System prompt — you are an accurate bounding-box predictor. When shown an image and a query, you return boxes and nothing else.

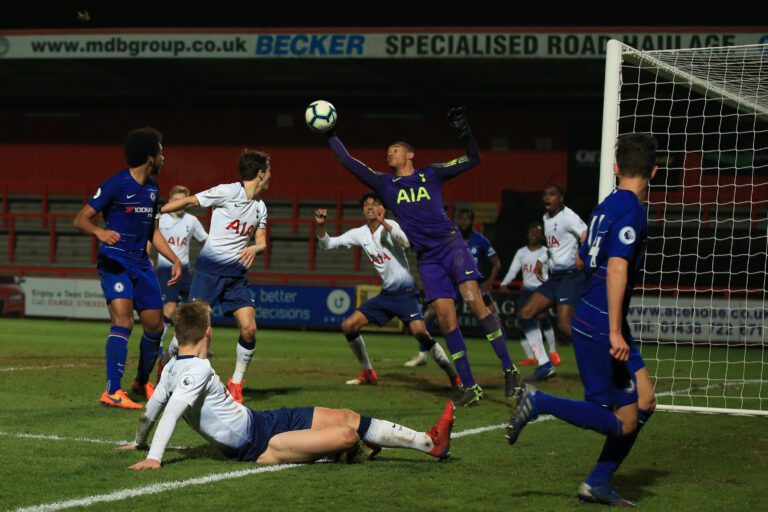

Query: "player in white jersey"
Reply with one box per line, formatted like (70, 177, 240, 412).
(160, 150, 270, 404)
(519, 184, 587, 376)
(315, 192, 460, 389)
(501, 223, 558, 381)
(155, 186, 208, 339)
(121, 301, 455, 468)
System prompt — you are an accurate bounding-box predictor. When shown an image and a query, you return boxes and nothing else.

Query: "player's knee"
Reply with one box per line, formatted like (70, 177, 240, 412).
(240, 324, 256, 340)
(518, 306, 533, 321)
(620, 418, 638, 436)
(339, 425, 359, 448)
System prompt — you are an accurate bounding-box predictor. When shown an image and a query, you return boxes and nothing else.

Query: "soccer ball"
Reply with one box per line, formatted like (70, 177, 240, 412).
(305, 100, 337, 133)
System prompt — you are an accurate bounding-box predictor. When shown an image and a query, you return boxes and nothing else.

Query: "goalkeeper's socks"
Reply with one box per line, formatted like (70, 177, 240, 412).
(105, 326, 130, 393)
(479, 313, 513, 370)
(533, 391, 623, 437)
(444, 329, 476, 389)
(586, 408, 655, 486)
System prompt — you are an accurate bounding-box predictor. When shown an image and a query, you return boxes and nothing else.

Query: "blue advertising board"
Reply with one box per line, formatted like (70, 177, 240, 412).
(211, 285, 355, 328)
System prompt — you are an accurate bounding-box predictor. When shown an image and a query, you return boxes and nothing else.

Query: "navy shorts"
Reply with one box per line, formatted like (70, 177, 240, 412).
(97, 254, 163, 311)
(231, 406, 315, 462)
(189, 270, 254, 316)
(536, 270, 586, 306)
(157, 265, 192, 304)
(572, 330, 644, 409)
(418, 238, 481, 303)
(358, 286, 424, 326)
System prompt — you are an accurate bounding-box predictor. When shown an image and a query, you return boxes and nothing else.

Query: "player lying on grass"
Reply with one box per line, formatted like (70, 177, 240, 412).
(120, 301, 455, 469)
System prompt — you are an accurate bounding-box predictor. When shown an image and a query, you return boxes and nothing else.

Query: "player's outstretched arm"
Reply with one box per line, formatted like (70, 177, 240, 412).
(128, 398, 188, 470)
(433, 107, 481, 181)
(161, 194, 199, 214)
(326, 134, 383, 190)
(73, 204, 121, 245)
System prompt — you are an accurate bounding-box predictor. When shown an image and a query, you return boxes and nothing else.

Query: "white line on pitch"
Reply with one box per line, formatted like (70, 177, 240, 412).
(0, 363, 98, 372)
(0, 431, 190, 450)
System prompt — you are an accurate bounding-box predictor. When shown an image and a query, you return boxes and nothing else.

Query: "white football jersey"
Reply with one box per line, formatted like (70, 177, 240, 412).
(156, 212, 208, 268)
(318, 220, 415, 291)
(145, 356, 251, 462)
(501, 246, 548, 290)
(195, 182, 267, 276)
(540, 206, 587, 272)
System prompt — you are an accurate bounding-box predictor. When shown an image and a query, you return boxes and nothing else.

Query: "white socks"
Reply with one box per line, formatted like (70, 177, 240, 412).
(347, 335, 373, 369)
(362, 418, 432, 452)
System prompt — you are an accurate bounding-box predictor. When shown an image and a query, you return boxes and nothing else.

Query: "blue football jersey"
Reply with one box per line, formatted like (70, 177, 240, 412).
(466, 231, 497, 283)
(88, 169, 159, 265)
(573, 189, 647, 344)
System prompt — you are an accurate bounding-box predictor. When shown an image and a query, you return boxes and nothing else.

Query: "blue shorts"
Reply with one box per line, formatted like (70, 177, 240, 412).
(358, 286, 424, 326)
(97, 254, 163, 311)
(229, 406, 315, 462)
(189, 270, 254, 316)
(157, 265, 192, 304)
(418, 238, 481, 303)
(536, 270, 586, 306)
(573, 330, 644, 409)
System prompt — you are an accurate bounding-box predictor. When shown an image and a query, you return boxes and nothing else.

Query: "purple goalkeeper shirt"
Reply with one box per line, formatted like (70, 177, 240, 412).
(328, 134, 481, 254)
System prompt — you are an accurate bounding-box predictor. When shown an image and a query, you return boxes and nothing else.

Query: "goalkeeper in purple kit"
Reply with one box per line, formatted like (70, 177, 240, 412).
(323, 107, 519, 406)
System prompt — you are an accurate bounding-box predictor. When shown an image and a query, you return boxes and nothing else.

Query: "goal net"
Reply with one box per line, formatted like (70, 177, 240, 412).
(600, 40, 768, 415)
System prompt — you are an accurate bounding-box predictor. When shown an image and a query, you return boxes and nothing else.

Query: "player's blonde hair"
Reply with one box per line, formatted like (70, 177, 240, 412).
(169, 185, 190, 197)
(171, 301, 212, 346)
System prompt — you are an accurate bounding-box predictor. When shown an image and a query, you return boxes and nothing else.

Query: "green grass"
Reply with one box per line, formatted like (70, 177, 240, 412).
(1, 318, 767, 511)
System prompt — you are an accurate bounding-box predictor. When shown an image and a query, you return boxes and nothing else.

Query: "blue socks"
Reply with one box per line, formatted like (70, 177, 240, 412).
(479, 314, 513, 370)
(357, 415, 372, 438)
(444, 329, 476, 388)
(532, 390, 623, 437)
(586, 408, 654, 487)
(105, 325, 130, 393)
(136, 330, 163, 385)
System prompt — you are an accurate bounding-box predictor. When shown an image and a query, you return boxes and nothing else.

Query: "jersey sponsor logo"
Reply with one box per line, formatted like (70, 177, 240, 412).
(369, 252, 391, 264)
(225, 219, 257, 239)
(180, 374, 195, 390)
(396, 186, 431, 204)
(93, 187, 101, 199)
(167, 236, 189, 247)
(113, 282, 125, 293)
(124, 206, 153, 213)
(619, 226, 636, 245)
(547, 235, 560, 247)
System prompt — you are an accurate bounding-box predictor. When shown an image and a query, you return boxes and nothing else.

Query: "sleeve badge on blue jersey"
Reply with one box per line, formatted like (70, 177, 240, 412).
(619, 226, 636, 245)
(180, 375, 196, 389)
(93, 187, 101, 199)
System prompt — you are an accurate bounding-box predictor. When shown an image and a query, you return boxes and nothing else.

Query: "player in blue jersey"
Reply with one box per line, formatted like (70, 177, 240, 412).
(324, 107, 519, 407)
(506, 133, 659, 507)
(73, 127, 183, 409)
(404, 207, 503, 367)
(160, 150, 270, 404)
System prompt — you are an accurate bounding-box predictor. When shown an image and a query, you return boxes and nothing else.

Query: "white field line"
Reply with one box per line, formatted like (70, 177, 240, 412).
(0, 431, 189, 450)
(0, 363, 99, 372)
(8, 381, 762, 512)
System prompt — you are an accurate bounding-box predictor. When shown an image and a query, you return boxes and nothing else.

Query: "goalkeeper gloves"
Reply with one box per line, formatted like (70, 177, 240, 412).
(447, 106, 471, 139)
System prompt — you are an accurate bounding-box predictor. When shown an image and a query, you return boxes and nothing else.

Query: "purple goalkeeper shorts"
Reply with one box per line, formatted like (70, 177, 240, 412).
(418, 238, 481, 303)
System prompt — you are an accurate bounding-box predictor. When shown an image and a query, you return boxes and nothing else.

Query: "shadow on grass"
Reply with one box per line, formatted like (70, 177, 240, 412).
(614, 468, 670, 501)
(242, 386, 303, 401)
(163, 444, 227, 465)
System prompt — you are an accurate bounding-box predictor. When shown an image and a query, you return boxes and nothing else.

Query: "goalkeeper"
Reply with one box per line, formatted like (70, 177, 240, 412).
(322, 107, 519, 407)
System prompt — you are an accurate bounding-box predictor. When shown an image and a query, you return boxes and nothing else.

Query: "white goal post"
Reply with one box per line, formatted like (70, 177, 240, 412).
(599, 40, 768, 415)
